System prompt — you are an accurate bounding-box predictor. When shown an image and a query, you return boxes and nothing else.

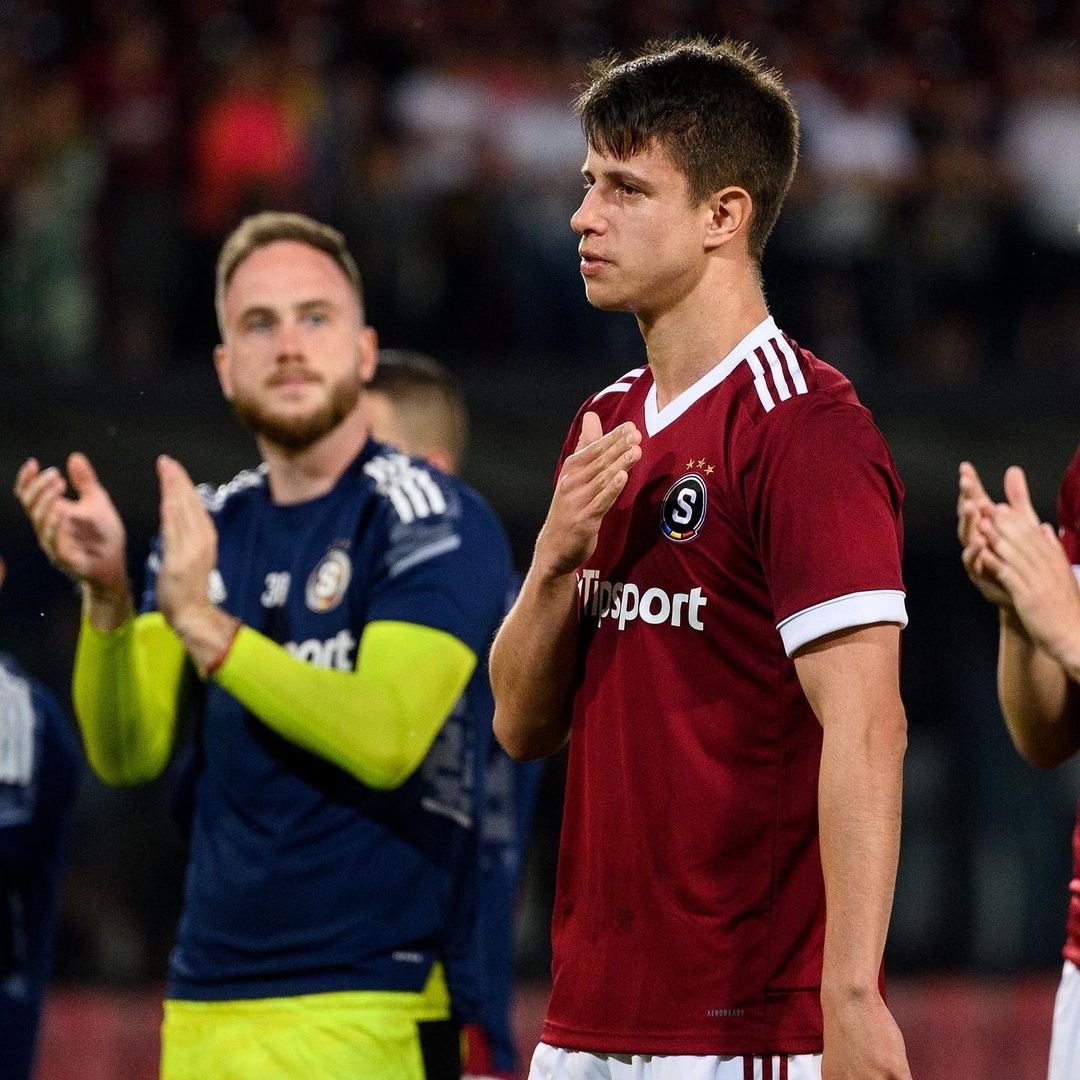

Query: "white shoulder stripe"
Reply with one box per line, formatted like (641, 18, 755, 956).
(744, 349, 776, 413)
(746, 336, 811, 416)
(761, 342, 792, 402)
(772, 335, 808, 394)
(591, 366, 647, 403)
(365, 452, 448, 524)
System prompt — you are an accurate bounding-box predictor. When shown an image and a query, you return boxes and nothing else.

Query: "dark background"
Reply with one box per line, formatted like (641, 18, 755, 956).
(1, 0, 1080, 993)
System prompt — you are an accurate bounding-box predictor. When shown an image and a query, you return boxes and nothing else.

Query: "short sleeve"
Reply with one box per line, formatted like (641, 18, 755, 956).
(366, 477, 515, 659)
(742, 398, 907, 656)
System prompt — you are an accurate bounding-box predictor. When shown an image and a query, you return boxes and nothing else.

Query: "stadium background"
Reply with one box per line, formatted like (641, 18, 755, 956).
(1, 0, 1079, 1075)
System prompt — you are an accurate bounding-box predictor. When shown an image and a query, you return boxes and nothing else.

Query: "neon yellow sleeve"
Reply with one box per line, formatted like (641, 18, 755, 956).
(214, 620, 477, 790)
(72, 611, 187, 786)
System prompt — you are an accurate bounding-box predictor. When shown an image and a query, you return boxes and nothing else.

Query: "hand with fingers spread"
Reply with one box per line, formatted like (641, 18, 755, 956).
(957, 460, 1012, 609)
(14, 453, 130, 608)
(977, 466, 1080, 672)
(534, 411, 642, 578)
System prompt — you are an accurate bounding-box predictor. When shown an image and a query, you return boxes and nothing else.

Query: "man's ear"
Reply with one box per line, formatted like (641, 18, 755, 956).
(213, 344, 234, 400)
(426, 448, 456, 475)
(358, 327, 379, 383)
(703, 186, 753, 252)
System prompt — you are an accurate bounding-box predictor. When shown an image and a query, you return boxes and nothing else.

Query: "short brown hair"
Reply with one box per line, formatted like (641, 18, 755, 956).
(215, 211, 364, 334)
(367, 351, 469, 471)
(575, 37, 799, 262)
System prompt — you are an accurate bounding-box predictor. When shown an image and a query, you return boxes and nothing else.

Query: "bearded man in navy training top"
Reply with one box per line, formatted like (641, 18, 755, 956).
(16, 212, 514, 1080)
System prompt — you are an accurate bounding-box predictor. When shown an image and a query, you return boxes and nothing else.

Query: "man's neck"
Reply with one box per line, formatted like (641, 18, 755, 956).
(259, 411, 369, 506)
(641, 271, 769, 412)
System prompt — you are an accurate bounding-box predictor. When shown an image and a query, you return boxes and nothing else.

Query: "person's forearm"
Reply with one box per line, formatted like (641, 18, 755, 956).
(818, 701, 906, 1006)
(214, 620, 475, 790)
(1039, 600, 1080, 683)
(80, 579, 135, 632)
(73, 612, 186, 785)
(491, 563, 580, 761)
(998, 608, 1080, 768)
(167, 603, 242, 675)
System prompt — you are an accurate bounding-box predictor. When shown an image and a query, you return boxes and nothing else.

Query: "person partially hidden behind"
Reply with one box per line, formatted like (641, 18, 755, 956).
(0, 554, 80, 1080)
(959, 452, 1080, 1080)
(366, 349, 542, 1080)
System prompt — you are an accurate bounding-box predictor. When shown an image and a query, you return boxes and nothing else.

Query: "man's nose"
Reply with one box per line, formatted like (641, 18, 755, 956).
(571, 185, 602, 236)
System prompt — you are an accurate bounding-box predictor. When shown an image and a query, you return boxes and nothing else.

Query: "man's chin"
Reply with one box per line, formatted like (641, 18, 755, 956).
(583, 284, 632, 312)
(256, 422, 329, 451)
(233, 404, 344, 452)
(232, 378, 362, 453)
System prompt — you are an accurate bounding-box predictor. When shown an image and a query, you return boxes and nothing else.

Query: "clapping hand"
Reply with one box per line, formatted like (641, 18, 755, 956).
(15, 453, 129, 603)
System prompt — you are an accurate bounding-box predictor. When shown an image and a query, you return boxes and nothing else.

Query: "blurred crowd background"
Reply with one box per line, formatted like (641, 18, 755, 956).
(2, 0, 1080, 1027)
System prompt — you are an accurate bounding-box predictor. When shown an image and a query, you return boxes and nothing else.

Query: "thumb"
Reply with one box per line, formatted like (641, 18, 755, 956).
(576, 411, 603, 452)
(66, 452, 103, 498)
(1003, 465, 1039, 524)
(958, 461, 989, 502)
(1040, 522, 1060, 544)
(157, 456, 200, 508)
(157, 454, 186, 497)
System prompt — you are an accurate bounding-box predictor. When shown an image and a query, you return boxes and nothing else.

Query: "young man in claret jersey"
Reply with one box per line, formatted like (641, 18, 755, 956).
(491, 37, 913, 1080)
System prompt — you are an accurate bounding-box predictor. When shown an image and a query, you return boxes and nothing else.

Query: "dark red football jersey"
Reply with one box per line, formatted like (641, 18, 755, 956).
(1056, 447, 1080, 970)
(541, 318, 907, 1056)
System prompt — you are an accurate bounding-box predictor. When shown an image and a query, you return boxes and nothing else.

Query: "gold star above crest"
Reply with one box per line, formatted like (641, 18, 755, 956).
(682, 456, 716, 476)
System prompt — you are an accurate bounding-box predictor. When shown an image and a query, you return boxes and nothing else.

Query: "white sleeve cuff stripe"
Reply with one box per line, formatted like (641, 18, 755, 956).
(1073, 565, 1080, 586)
(777, 589, 908, 657)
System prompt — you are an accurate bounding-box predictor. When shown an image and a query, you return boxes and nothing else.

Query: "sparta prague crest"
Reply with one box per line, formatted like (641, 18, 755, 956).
(660, 473, 707, 542)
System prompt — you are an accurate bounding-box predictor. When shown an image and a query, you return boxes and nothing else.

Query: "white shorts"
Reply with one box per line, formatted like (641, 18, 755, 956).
(1049, 959, 1080, 1080)
(529, 1042, 822, 1079)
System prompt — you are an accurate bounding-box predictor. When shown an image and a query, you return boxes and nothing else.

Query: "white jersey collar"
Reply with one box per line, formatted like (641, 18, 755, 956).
(644, 316, 780, 437)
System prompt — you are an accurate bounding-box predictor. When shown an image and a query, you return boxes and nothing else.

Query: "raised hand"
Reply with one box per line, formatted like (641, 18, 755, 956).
(977, 466, 1080, 670)
(534, 411, 642, 577)
(958, 460, 1012, 608)
(14, 453, 129, 601)
(155, 455, 219, 631)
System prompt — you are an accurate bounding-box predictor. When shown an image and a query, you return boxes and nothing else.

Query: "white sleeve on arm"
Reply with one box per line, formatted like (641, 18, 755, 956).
(778, 589, 908, 657)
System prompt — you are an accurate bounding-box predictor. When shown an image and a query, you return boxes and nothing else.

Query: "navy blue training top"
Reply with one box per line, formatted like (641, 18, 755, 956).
(142, 440, 514, 1002)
